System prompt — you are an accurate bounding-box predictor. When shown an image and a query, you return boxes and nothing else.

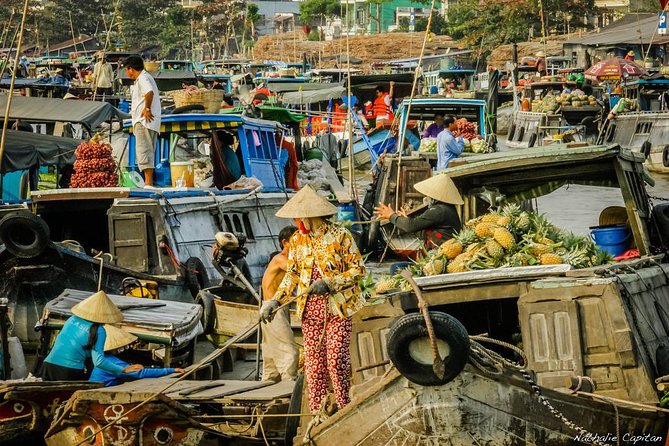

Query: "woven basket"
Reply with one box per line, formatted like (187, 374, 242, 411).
(171, 89, 225, 113)
(144, 61, 160, 72)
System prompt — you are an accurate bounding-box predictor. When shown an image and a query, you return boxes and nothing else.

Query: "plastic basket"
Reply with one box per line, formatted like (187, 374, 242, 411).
(171, 89, 225, 113)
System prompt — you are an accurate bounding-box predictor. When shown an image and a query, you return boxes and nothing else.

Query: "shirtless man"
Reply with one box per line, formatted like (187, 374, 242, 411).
(260, 225, 299, 382)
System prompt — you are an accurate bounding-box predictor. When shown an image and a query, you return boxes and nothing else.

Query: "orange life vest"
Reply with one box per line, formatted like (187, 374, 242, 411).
(372, 94, 392, 119)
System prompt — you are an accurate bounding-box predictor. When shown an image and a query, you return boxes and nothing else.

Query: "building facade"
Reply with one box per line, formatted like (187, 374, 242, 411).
(340, 0, 441, 34)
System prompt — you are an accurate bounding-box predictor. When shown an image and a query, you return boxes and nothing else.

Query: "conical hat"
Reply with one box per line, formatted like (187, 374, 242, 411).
(103, 325, 138, 352)
(414, 174, 464, 205)
(71, 291, 123, 324)
(275, 185, 339, 218)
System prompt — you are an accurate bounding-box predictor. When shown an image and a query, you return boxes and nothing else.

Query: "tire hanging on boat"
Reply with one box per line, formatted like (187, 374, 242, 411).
(527, 133, 537, 148)
(0, 211, 50, 258)
(184, 257, 208, 299)
(641, 141, 651, 160)
(516, 126, 525, 142)
(284, 373, 305, 446)
(387, 311, 470, 386)
(194, 290, 216, 335)
(507, 124, 516, 142)
(663, 146, 669, 167)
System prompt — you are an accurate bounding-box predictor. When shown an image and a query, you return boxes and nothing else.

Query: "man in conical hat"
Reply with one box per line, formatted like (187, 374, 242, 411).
(89, 325, 184, 387)
(260, 185, 366, 413)
(374, 173, 463, 249)
(41, 291, 143, 381)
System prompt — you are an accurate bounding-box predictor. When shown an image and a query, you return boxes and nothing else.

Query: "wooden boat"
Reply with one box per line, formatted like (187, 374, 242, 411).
(0, 380, 100, 444)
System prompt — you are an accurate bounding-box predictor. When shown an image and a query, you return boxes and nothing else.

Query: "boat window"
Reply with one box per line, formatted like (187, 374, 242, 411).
(634, 122, 653, 134)
(221, 212, 255, 241)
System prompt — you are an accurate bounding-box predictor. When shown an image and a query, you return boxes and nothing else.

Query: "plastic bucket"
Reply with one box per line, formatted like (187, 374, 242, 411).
(170, 161, 194, 187)
(591, 225, 631, 257)
(121, 169, 144, 188)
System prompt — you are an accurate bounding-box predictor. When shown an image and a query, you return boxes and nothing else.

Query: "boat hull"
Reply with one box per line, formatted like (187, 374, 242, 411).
(304, 367, 667, 445)
(610, 111, 669, 174)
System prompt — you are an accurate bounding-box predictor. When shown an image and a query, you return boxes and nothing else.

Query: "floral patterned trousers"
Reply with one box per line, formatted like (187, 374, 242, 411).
(302, 269, 353, 413)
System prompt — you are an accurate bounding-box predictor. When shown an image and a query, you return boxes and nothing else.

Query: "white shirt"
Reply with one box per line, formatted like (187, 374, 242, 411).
(93, 61, 114, 88)
(131, 70, 161, 133)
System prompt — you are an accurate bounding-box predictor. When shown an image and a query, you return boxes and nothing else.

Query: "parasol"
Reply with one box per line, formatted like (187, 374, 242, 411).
(584, 57, 647, 81)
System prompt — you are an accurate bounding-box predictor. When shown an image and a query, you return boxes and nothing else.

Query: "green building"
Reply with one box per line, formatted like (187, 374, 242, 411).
(340, 0, 442, 34)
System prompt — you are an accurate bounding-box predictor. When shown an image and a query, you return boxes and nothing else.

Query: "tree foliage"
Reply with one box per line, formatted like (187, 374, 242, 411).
(300, 0, 342, 24)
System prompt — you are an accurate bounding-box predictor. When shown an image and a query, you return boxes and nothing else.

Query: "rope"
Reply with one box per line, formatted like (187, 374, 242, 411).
(0, 0, 30, 171)
(92, 252, 113, 292)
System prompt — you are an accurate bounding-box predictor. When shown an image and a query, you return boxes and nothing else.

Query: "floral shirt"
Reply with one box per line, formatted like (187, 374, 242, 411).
(273, 221, 366, 320)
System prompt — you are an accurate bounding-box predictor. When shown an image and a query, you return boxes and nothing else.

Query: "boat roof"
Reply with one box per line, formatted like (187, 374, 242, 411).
(397, 97, 486, 118)
(2, 130, 78, 173)
(123, 113, 285, 133)
(444, 144, 648, 195)
(0, 96, 129, 130)
(220, 105, 306, 123)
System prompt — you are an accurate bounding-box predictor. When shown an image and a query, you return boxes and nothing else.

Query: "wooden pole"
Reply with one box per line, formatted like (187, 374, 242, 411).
(0, 0, 30, 171)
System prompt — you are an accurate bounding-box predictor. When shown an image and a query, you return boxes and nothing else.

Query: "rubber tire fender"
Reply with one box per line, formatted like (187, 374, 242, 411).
(527, 133, 537, 148)
(507, 124, 516, 142)
(0, 211, 50, 258)
(171, 104, 205, 115)
(641, 141, 652, 160)
(184, 257, 208, 299)
(194, 289, 216, 335)
(663, 145, 669, 168)
(516, 126, 525, 142)
(387, 311, 470, 386)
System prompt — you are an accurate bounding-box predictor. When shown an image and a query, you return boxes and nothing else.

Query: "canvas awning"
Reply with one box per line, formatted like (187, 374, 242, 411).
(281, 85, 346, 105)
(1, 130, 79, 173)
(0, 96, 129, 131)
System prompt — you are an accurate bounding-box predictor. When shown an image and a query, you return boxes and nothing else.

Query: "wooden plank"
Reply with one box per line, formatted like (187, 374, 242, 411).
(414, 265, 570, 288)
(223, 379, 295, 402)
(170, 380, 271, 400)
(418, 282, 524, 306)
(30, 187, 132, 202)
(321, 160, 350, 202)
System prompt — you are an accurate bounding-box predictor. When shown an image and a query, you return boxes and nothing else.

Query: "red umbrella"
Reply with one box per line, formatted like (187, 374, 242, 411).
(584, 57, 647, 81)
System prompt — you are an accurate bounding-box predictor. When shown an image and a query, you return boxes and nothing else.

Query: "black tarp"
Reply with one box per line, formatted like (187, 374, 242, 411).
(2, 130, 78, 173)
(0, 96, 129, 131)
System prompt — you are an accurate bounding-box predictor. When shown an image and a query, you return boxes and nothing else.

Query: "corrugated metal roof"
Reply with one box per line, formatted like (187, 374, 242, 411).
(566, 14, 669, 46)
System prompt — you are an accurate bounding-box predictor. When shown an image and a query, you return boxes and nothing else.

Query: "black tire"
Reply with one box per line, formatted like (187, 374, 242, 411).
(516, 126, 525, 142)
(387, 311, 469, 386)
(284, 373, 305, 446)
(579, 116, 595, 127)
(527, 133, 537, 148)
(172, 104, 205, 115)
(663, 146, 669, 168)
(641, 141, 652, 160)
(18, 172, 30, 200)
(195, 290, 216, 335)
(507, 124, 516, 142)
(0, 212, 50, 258)
(185, 257, 208, 299)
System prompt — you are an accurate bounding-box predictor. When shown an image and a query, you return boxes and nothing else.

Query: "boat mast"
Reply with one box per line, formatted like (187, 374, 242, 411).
(0, 0, 30, 172)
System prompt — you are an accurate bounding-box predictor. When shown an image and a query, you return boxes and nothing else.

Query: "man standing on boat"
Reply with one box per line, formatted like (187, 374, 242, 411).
(435, 116, 464, 170)
(92, 54, 115, 97)
(372, 82, 395, 127)
(260, 186, 366, 413)
(260, 225, 299, 382)
(123, 55, 161, 187)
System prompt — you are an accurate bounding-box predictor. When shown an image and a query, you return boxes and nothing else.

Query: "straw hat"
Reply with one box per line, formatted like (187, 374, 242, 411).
(63, 92, 78, 100)
(103, 325, 138, 352)
(599, 206, 628, 227)
(627, 50, 635, 56)
(414, 174, 464, 205)
(275, 185, 338, 218)
(536, 51, 546, 58)
(71, 290, 123, 324)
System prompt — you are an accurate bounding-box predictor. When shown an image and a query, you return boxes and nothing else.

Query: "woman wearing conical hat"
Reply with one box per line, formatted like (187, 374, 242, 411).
(259, 185, 366, 413)
(89, 325, 185, 387)
(41, 291, 143, 381)
(374, 174, 463, 249)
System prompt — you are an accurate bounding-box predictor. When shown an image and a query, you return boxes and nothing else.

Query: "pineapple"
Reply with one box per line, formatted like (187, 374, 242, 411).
(447, 260, 467, 273)
(439, 239, 463, 259)
(375, 276, 399, 293)
(496, 215, 512, 226)
(500, 203, 522, 218)
(423, 257, 446, 276)
(514, 212, 531, 231)
(562, 247, 590, 268)
(540, 253, 563, 265)
(493, 227, 515, 249)
(530, 243, 551, 256)
(482, 213, 501, 224)
(475, 222, 496, 238)
(485, 239, 505, 259)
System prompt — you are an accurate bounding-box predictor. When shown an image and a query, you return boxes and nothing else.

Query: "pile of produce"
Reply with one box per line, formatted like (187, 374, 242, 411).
(419, 137, 437, 153)
(555, 93, 598, 108)
(375, 204, 612, 293)
(70, 136, 118, 188)
(532, 94, 559, 113)
(456, 118, 478, 141)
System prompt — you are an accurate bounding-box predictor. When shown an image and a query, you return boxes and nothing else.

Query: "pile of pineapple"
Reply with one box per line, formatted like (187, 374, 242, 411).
(375, 204, 612, 293)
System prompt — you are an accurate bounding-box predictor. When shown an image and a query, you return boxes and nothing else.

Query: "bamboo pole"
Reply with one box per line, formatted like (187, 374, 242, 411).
(0, 0, 29, 171)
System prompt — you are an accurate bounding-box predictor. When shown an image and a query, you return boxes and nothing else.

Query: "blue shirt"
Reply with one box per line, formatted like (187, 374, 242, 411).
(89, 354, 176, 387)
(44, 316, 125, 375)
(436, 129, 464, 170)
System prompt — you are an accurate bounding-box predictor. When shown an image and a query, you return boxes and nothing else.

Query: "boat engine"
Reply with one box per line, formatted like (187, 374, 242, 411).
(212, 232, 248, 265)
